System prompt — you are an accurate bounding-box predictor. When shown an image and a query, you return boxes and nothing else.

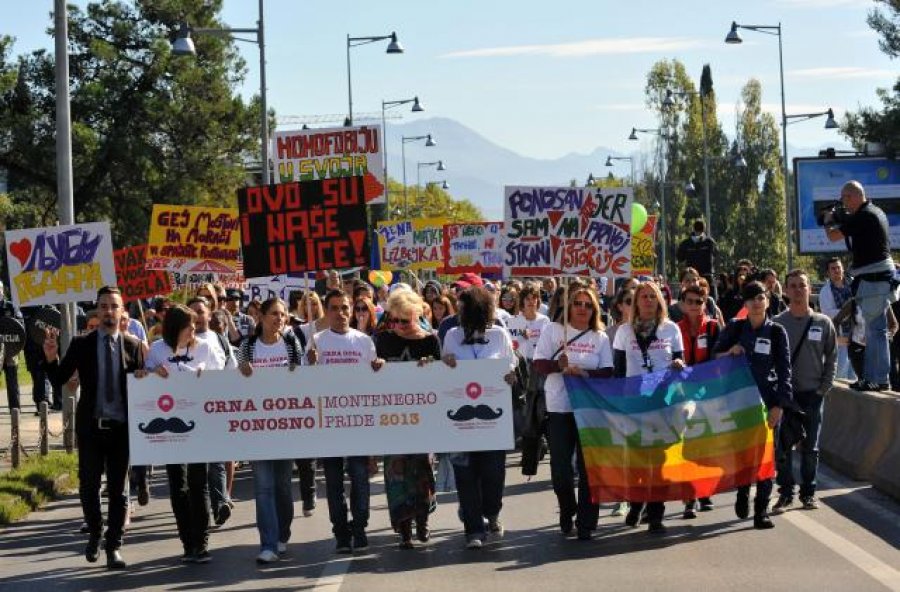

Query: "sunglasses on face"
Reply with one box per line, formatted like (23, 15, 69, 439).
(354, 306, 369, 313)
(684, 298, 705, 305)
(572, 300, 593, 309)
(389, 318, 413, 326)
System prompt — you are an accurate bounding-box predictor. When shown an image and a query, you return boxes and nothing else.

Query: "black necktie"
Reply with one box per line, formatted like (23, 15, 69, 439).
(105, 335, 115, 403)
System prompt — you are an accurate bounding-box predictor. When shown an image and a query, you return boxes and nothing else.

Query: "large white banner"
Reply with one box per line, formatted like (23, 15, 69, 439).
(128, 359, 513, 464)
(4, 222, 117, 308)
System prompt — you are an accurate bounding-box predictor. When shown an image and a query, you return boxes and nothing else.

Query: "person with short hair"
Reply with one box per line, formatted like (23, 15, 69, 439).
(818, 257, 855, 381)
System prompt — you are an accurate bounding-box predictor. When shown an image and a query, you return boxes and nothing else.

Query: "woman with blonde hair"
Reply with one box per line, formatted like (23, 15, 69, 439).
(298, 291, 327, 344)
(374, 290, 440, 548)
(612, 280, 685, 534)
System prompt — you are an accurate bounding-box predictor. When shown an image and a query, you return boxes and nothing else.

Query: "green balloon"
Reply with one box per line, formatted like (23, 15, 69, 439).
(632, 203, 648, 235)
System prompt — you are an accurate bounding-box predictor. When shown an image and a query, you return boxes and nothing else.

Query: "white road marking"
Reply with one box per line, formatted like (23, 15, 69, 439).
(312, 557, 353, 592)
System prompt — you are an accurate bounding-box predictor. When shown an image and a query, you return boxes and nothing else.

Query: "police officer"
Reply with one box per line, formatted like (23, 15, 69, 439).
(0, 283, 23, 411)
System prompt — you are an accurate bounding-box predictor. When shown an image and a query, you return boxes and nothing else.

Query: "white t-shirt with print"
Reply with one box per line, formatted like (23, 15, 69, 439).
(195, 329, 238, 369)
(443, 326, 517, 372)
(313, 328, 376, 366)
(146, 338, 225, 373)
(253, 338, 291, 368)
(533, 323, 613, 413)
(612, 320, 684, 377)
(506, 313, 551, 360)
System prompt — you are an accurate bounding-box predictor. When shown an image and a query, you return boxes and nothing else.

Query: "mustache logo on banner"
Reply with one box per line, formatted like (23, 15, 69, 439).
(447, 404, 503, 422)
(138, 417, 196, 434)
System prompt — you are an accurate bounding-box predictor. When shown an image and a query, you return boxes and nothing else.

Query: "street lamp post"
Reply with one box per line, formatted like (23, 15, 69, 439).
(381, 97, 423, 213)
(604, 155, 635, 186)
(401, 134, 435, 215)
(663, 88, 713, 236)
(416, 160, 447, 204)
(630, 127, 669, 276)
(347, 32, 403, 125)
(173, 1, 269, 183)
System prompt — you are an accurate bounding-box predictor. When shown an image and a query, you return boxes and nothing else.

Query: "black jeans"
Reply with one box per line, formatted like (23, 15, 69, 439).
(30, 365, 62, 408)
(3, 363, 20, 410)
(547, 412, 598, 531)
(166, 463, 210, 553)
(323, 456, 370, 537)
(737, 478, 773, 515)
(296, 458, 316, 505)
(452, 450, 506, 538)
(77, 423, 129, 550)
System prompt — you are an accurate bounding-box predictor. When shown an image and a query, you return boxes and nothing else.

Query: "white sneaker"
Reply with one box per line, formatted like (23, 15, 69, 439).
(277, 542, 287, 554)
(611, 502, 629, 517)
(465, 536, 483, 549)
(256, 550, 279, 564)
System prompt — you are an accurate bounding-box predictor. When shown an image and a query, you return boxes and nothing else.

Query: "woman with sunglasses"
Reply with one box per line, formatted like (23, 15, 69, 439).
(533, 285, 613, 540)
(374, 290, 440, 549)
(442, 287, 518, 549)
(499, 286, 520, 317)
(676, 283, 720, 518)
(351, 298, 378, 335)
(612, 281, 685, 534)
(713, 281, 791, 530)
(669, 268, 723, 325)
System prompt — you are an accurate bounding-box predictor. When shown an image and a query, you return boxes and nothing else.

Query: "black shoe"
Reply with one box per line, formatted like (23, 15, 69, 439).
(85, 536, 100, 563)
(352, 531, 368, 551)
(335, 536, 352, 554)
(576, 528, 592, 541)
(699, 498, 714, 511)
(648, 521, 667, 534)
(878, 383, 891, 391)
(639, 508, 649, 524)
(851, 380, 881, 392)
(106, 549, 127, 569)
(302, 498, 316, 517)
(215, 503, 231, 526)
(192, 549, 211, 564)
(625, 505, 641, 527)
(137, 484, 150, 507)
(559, 514, 574, 535)
(416, 521, 431, 543)
(735, 492, 750, 520)
(180, 548, 194, 563)
(753, 514, 775, 529)
(683, 508, 697, 520)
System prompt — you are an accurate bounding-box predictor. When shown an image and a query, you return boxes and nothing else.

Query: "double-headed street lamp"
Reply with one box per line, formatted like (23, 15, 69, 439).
(605, 155, 635, 186)
(382, 97, 424, 212)
(173, 0, 269, 183)
(347, 32, 403, 125)
(417, 160, 447, 202)
(630, 127, 669, 276)
(401, 134, 436, 214)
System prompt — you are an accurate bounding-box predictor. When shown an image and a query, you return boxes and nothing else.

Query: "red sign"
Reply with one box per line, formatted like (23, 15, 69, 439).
(114, 245, 172, 302)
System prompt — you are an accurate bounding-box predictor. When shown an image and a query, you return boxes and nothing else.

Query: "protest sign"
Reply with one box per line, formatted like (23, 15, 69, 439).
(441, 222, 504, 275)
(273, 125, 386, 204)
(5, 222, 117, 307)
(376, 217, 448, 271)
(146, 205, 241, 274)
(113, 245, 172, 303)
(237, 176, 379, 277)
(502, 186, 633, 279)
(128, 359, 513, 464)
(246, 274, 313, 303)
(631, 214, 657, 277)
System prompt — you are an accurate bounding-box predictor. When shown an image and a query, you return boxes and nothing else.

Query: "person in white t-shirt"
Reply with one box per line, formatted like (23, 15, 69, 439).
(442, 287, 517, 550)
(313, 289, 384, 554)
(612, 280, 685, 534)
(533, 284, 613, 540)
(506, 283, 551, 360)
(142, 304, 226, 564)
(236, 297, 305, 564)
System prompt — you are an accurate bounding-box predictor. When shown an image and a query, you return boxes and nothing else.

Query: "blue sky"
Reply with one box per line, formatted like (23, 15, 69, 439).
(5, 0, 896, 163)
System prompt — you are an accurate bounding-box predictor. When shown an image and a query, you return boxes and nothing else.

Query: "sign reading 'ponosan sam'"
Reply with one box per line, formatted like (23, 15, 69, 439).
(4, 222, 117, 308)
(128, 359, 513, 464)
(503, 186, 633, 280)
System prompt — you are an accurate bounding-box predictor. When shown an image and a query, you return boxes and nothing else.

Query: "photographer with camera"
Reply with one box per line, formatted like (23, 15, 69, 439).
(824, 180, 897, 391)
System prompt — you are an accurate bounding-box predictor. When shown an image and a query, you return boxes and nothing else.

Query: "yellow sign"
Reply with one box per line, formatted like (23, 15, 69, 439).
(147, 205, 241, 273)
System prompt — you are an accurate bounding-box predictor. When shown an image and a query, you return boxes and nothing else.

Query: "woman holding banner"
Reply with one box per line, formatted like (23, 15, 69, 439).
(612, 281, 685, 534)
(442, 287, 518, 549)
(713, 281, 791, 530)
(237, 297, 306, 563)
(143, 304, 227, 563)
(533, 285, 613, 540)
(375, 290, 440, 549)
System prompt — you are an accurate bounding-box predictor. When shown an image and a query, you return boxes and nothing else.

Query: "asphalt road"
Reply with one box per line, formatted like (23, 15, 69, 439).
(0, 453, 898, 592)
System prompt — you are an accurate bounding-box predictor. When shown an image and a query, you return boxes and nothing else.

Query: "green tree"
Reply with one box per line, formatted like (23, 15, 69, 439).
(843, 0, 900, 157)
(0, 0, 262, 248)
(383, 178, 482, 222)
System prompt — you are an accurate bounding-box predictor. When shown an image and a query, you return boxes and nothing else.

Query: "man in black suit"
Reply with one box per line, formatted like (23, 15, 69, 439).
(43, 286, 144, 569)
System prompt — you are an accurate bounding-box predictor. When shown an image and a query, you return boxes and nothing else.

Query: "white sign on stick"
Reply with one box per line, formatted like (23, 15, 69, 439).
(128, 359, 513, 464)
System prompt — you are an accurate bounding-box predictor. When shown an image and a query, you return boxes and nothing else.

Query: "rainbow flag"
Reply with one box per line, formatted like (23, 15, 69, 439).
(565, 356, 775, 503)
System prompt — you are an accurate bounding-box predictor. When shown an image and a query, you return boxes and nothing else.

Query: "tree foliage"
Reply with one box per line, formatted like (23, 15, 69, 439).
(0, 0, 262, 248)
(383, 178, 483, 222)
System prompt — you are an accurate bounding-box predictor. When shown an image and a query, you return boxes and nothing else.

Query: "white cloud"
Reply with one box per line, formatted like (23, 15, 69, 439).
(440, 37, 704, 59)
(788, 67, 895, 80)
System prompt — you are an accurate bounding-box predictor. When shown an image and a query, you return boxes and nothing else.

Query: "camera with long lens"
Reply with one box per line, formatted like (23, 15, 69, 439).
(816, 200, 849, 226)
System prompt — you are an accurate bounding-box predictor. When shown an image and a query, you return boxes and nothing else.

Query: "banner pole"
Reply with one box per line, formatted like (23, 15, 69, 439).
(562, 275, 569, 355)
(306, 275, 316, 352)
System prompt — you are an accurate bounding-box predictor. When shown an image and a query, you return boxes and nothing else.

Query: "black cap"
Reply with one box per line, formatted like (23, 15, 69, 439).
(224, 288, 243, 301)
(741, 281, 767, 302)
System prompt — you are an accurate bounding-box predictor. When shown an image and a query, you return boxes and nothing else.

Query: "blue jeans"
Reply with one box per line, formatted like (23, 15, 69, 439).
(835, 344, 855, 381)
(208, 461, 231, 516)
(451, 450, 506, 538)
(547, 413, 598, 531)
(251, 460, 294, 553)
(777, 393, 825, 498)
(323, 456, 370, 537)
(856, 279, 892, 384)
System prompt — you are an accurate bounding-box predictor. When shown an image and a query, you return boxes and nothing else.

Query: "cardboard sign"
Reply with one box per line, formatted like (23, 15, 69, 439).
(631, 215, 658, 277)
(128, 359, 513, 464)
(273, 125, 386, 204)
(4, 222, 117, 307)
(113, 245, 172, 303)
(441, 222, 504, 274)
(502, 186, 633, 279)
(246, 274, 314, 303)
(376, 218, 448, 271)
(146, 205, 241, 274)
(237, 177, 378, 277)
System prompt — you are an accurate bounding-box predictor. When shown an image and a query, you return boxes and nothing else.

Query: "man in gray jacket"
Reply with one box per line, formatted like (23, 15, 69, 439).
(773, 269, 837, 512)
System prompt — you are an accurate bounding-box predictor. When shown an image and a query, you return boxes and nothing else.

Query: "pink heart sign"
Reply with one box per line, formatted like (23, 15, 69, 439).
(465, 382, 482, 401)
(157, 394, 175, 413)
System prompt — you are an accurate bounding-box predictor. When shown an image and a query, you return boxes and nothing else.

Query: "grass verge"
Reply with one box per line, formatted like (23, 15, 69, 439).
(0, 451, 78, 525)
